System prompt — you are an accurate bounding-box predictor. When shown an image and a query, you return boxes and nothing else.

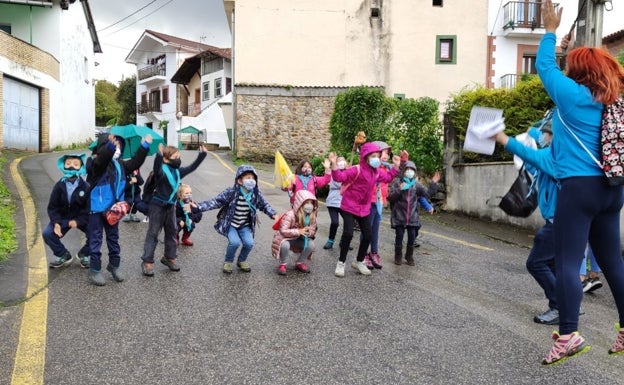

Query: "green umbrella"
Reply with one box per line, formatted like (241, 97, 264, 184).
(109, 124, 164, 158)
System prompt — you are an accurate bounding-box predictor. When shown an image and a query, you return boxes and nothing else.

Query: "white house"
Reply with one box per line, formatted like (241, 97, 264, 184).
(0, 0, 100, 152)
(170, 48, 232, 149)
(125, 30, 229, 148)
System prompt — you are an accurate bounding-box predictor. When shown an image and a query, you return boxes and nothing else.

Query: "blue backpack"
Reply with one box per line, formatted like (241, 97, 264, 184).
(90, 161, 125, 213)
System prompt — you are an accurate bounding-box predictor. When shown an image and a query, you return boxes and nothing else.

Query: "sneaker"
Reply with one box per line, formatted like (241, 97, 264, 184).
(77, 250, 90, 269)
(122, 214, 132, 222)
(335, 261, 345, 277)
(323, 239, 334, 250)
(160, 257, 180, 272)
(585, 277, 603, 293)
(542, 331, 590, 365)
(141, 262, 154, 277)
(295, 262, 309, 273)
(89, 269, 106, 286)
(534, 308, 559, 325)
(369, 252, 382, 269)
(277, 263, 287, 275)
(142, 217, 149, 223)
(131, 214, 141, 222)
(351, 261, 372, 276)
(223, 262, 233, 274)
(609, 323, 624, 355)
(237, 261, 251, 272)
(106, 264, 124, 282)
(49, 252, 73, 269)
(363, 254, 374, 269)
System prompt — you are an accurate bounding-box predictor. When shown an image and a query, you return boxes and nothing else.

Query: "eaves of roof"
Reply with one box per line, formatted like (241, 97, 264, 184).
(603, 29, 624, 44)
(170, 49, 231, 84)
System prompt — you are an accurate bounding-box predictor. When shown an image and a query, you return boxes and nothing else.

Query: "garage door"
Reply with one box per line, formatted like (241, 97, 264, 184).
(2, 77, 40, 151)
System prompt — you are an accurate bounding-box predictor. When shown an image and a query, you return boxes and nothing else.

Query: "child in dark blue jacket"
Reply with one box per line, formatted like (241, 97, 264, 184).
(44, 154, 91, 269)
(86, 134, 151, 285)
(175, 183, 202, 246)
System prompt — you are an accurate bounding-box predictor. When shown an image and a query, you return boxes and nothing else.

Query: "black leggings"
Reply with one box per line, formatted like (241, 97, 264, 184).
(339, 211, 371, 263)
(327, 206, 341, 240)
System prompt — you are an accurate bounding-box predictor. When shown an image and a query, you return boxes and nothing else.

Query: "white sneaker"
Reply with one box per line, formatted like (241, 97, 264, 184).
(335, 261, 345, 277)
(351, 261, 371, 275)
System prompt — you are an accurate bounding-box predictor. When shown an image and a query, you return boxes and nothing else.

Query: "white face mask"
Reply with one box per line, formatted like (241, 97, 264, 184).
(337, 160, 346, 170)
(113, 147, 121, 160)
(404, 169, 415, 179)
(303, 203, 314, 214)
(242, 179, 256, 190)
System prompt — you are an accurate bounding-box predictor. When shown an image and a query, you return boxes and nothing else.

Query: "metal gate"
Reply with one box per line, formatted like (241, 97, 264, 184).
(2, 77, 40, 151)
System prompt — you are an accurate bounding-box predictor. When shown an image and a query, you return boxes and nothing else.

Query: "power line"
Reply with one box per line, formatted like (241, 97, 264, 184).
(102, 0, 176, 37)
(97, 0, 158, 32)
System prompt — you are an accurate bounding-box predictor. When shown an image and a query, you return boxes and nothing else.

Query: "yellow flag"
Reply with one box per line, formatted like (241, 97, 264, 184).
(274, 151, 294, 189)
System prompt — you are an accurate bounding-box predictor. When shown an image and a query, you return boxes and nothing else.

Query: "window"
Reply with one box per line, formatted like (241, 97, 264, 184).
(162, 86, 169, 103)
(394, 93, 405, 100)
(202, 81, 210, 101)
(214, 78, 222, 98)
(433, 0, 443, 6)
(226, 78, 232, 95)
(0, 24, 11, 34)
(436, 35, 456, 64)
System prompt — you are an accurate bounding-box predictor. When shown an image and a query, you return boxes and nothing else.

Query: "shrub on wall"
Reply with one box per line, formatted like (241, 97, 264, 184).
(329, 87, 444, 175)
(445, 76, 553, 163)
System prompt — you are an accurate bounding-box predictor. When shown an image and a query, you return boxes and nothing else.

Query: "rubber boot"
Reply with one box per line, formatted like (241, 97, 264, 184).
(405, 245, 415, 266)
(394, 245, 403, 265)
(181, 231, 194, 246)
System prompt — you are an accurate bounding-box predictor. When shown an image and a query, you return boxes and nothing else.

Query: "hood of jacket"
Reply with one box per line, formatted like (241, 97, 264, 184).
(57, 153, 87, 176)
(292, 189, 317, 212)
(235, 164, 258, 181)
(359, 142, 381, 165)
(93, 134, 124, 156)
(402, 160, 417, 177)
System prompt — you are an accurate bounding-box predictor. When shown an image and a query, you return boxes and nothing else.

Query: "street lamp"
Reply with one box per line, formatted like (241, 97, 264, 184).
(176, 111, 183, 150)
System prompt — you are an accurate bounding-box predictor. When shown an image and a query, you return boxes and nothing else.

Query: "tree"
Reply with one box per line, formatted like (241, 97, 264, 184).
(95, 80, 120, 126)
(116, 75, 137, 125)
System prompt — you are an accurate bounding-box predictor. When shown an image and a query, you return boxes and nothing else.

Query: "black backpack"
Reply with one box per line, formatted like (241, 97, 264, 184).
(141, 171, 157, 204)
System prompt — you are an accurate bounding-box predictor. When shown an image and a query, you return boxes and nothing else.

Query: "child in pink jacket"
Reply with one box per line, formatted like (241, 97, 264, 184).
(285, 158, 331, 207)
(328, 142, 406, 277)
(272, 190, 318, 275)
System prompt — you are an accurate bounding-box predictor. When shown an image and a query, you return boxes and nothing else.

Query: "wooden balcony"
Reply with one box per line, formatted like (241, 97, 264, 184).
(502, 1, 559, 38)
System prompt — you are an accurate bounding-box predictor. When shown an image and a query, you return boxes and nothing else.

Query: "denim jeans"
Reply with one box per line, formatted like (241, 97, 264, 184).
(526, 221, 557, 311)
(88, 212, 120, 271)
(225, 225, 254, 263)
(362, 203, 382, 254)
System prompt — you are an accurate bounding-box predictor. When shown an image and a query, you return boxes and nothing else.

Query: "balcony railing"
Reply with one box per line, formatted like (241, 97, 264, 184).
(502, 1, 559, 31)
(138, 63, 166, 81)
(137, 99, 161, 114)
(500, 74, 519, 89)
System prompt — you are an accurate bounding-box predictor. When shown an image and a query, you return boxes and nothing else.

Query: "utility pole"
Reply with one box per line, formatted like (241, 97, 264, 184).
(575, 0, 607, 48)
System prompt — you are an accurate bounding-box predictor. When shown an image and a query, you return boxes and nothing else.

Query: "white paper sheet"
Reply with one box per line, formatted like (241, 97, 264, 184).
(463, 106, 505, 155)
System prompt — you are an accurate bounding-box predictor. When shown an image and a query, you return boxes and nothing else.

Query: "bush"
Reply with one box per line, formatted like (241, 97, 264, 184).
(445, 77, 553, 162)
(329, 87, 443, 175)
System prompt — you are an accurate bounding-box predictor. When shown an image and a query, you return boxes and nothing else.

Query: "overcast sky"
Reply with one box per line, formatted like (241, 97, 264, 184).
(89, 0, 623, 84)
(90, 0, 231, 83)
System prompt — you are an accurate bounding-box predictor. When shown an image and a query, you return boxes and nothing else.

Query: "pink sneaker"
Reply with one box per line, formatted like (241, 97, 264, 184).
(609, 323, 624, 355)
(369, 252, 382, 269)
(363, 254, 374, 269)
(542, 331, 590, 365)
(295, 262, 309, 273)
(277, 264, 287, 275)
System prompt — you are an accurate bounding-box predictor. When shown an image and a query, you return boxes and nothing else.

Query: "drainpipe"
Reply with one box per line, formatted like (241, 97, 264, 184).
(231, 9, 236, 155)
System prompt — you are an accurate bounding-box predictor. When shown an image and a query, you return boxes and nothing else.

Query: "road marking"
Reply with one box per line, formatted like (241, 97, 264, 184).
(209, 152, 493, 251)
(10, 157, 47, 385)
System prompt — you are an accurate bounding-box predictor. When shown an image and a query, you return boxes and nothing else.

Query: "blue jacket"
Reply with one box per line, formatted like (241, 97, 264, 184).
(505, 127, 558, 221)
(536, 33, 604, 179)
(199, 165, 277, 237)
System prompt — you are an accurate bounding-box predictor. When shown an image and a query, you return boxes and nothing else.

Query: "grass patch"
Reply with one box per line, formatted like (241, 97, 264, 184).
(0, 155, 17, 262)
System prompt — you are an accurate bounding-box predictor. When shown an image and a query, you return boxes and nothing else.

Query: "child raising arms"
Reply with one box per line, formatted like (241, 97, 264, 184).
(272, 190, 318, 275)
(199, 165, 276, 274)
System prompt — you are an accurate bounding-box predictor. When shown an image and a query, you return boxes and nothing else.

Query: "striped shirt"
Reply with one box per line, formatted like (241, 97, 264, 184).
(231, 194, 250, 228)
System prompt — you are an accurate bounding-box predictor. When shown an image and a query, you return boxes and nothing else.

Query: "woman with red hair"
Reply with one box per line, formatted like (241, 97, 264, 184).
(536, 0, 624, 365)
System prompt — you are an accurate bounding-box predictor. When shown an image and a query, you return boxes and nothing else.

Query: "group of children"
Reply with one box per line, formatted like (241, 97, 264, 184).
(44, 134, 438, 285)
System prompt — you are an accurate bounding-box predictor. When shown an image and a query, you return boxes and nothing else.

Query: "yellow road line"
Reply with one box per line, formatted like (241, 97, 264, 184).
(11, 157, 47, 385)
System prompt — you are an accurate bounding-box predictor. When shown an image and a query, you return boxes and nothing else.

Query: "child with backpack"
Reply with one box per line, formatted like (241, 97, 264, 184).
(284, 158, 331, 207)
(272, 190, 318, 275)
(86, 134, 151, 285)
(199, 165, 277, 274)
(387, 161, 436, 266)
(139, 144, 208, 277)
(175, 183, 202, 246)
(122, 168, 147, 222)
(44, 153, 91, 269)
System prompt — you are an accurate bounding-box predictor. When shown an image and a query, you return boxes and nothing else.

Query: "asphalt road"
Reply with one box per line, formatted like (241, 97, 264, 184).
(1, 150, 623, 385)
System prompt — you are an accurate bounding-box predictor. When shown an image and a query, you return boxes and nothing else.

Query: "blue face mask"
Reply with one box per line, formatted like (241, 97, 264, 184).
(243, 179, 256, 190)
(368, 157, 381, 169)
